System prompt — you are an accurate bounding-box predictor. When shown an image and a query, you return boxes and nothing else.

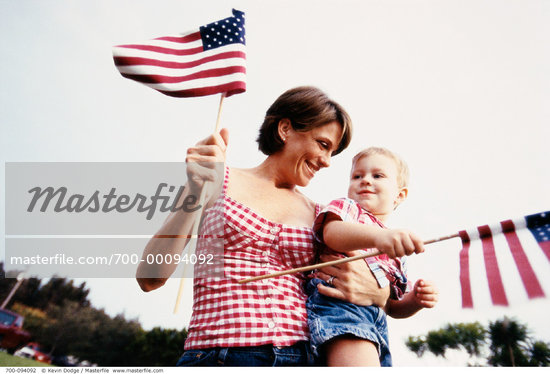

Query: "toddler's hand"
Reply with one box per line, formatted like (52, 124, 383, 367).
(373, 229, 425, 258)
(412, 279, 438, 309)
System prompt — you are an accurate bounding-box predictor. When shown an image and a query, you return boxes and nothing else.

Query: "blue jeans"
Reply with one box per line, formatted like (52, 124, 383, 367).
(176, 341, 315, 366)
(306, 278, 392, 366)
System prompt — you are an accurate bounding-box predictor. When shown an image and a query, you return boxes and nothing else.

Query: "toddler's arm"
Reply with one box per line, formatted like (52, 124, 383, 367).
(384, 279, 438, 318)
(323, 216, 425, 258)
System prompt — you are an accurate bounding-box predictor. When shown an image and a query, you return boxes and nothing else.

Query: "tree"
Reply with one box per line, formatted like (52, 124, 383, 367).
(530, 341, 550, 366)
(10, 296, 188, 366)
(487, 317, 529, 366)
(405, 317, 550, 367)
(406, 322, 486, 359)
(0, 263, 90, 310)
(130, 327, 188, 366)
(1, 267, 188, 366)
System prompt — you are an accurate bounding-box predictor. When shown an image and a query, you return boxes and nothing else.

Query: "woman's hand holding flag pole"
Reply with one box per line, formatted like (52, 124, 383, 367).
(113, 9, 246, 312)
(173, 92, 226, 313)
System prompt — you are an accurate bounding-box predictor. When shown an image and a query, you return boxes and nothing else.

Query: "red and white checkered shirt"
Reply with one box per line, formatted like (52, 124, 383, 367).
(312, 197, 409, 300)
(184, 167, 319, 350)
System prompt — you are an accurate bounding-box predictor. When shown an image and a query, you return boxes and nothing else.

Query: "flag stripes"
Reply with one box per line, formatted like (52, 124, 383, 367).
(118, 66, 246, 85)
(459, 230, 473, 308)
(459, 211, 550, 308)
(114, 52, 246, 72)
(113, 9, 246, 98)
(479, 225, 509, 306)
(501, 220, 545, 299)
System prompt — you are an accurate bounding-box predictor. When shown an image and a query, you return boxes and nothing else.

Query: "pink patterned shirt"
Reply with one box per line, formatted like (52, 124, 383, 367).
(184, 167, 320, 349)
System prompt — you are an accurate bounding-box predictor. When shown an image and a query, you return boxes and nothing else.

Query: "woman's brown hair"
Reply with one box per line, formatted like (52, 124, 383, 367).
(257, 86, 353, 156)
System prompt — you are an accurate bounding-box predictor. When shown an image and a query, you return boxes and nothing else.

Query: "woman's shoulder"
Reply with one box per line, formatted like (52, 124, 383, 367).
(226, 166, 258, 190)
(293, 189, 321, 215)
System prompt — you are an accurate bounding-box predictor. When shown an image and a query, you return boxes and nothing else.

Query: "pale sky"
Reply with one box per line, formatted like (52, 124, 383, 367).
(1, 0, 549, 367)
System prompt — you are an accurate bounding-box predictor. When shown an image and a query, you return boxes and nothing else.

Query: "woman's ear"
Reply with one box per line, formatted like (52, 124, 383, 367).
(277, 118, 292, 142)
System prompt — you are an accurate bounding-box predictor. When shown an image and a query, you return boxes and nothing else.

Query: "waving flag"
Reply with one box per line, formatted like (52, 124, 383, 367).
(459, 211, 550, 308)
(113, 9, 246, 98)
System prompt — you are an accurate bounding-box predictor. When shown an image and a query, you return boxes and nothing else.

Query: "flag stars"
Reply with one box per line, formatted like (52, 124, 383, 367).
(200, 12, 246, 50)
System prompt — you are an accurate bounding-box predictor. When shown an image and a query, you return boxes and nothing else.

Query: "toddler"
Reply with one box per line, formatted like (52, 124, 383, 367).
(307, 147, 438, 366)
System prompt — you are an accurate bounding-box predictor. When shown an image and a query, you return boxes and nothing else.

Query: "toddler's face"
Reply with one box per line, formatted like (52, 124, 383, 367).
(348, 154, 406, 221)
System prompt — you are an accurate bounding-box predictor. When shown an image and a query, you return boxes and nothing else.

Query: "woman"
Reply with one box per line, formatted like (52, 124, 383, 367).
(137, 86, 390, 366)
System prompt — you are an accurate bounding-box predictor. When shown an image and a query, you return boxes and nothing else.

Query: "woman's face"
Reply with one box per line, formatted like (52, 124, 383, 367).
(280, 121, 343, 187)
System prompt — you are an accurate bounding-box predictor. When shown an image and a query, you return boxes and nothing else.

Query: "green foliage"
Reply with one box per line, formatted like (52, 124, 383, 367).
(405, 317, 550, 367)
(530, 341, 550, 366)
(130, 327, 189, 366)
(1, 263, 188, 366)
(426, 329, 453, 356)
(0, 268, 90, 310)
(405, 336, 426, 357)
(408, 322, 486, 358)
(487, 317, 530, 366)
(451, 322, 486, 356)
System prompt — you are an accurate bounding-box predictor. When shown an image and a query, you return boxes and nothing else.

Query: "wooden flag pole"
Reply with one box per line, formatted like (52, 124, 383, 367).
(238, 232, 460, 284)
(173, 93, 227, 313)
(215, 92, 226, 132)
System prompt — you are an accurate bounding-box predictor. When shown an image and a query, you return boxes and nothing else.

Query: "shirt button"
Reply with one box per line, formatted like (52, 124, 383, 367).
(268, 321, 275, 329)
(262, 279, 269, 284)
(270, 227, 279, 234)
(265, 297, 272, 304)
(262, 251, 268, 256)
(262, 263, 268, 267)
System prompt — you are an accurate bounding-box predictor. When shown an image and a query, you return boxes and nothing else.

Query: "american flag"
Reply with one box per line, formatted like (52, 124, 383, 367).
(112, 9, 246, 98)
(459, 211, 550, 308)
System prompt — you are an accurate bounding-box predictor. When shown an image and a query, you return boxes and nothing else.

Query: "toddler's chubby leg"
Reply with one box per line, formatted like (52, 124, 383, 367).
(325, 336, 380, 367)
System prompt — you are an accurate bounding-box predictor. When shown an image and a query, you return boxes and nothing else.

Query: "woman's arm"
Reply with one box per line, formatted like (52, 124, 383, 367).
(136, 129, 229, 292)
